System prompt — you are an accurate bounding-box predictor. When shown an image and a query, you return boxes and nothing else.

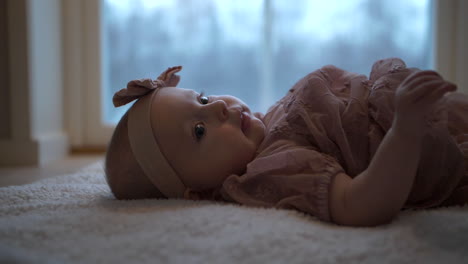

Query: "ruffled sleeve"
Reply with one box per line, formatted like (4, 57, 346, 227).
(220, 140, 344, 222)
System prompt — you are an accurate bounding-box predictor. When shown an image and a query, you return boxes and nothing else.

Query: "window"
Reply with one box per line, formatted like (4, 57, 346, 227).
(69, 0, 467, 148)
(102, 0, 433, 124)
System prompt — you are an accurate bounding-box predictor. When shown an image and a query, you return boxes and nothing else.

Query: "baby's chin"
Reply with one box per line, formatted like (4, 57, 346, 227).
(226, 153, 256, 179)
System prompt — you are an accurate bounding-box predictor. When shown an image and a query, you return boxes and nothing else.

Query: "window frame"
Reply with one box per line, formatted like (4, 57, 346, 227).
(64, 0, 113, 148)
(63, 0, 467, 148)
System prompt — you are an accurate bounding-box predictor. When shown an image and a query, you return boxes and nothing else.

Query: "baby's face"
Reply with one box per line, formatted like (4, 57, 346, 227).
(151, 87, 266, 191)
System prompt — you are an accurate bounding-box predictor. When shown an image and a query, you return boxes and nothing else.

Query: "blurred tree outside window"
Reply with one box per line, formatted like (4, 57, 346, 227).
(103, 0, 433, 124)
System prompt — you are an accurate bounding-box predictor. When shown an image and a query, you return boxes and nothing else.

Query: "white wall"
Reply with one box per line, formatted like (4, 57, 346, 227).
(435, 0, 468, 94)
(29, 0, 64, 141)
(0, 0, 68, 166)
(0, 0, 11, 140)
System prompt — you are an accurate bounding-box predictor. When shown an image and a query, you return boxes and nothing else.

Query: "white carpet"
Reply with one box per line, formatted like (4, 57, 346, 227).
(1, 162, 468, 264)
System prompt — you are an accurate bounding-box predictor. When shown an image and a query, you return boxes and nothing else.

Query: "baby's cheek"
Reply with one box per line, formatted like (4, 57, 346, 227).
(251, 118, 266, 144)
(216, 123, 256, 153)
(217, 124, 243, 138)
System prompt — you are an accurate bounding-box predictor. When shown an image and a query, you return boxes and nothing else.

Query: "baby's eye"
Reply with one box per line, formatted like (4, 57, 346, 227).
(199, 92, 209, 105)
(194, 123, 205, 140)
(200, 96, 209, 104)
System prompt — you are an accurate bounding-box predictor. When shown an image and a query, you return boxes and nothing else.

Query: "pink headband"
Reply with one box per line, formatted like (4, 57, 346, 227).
(112, 66, 186, 198)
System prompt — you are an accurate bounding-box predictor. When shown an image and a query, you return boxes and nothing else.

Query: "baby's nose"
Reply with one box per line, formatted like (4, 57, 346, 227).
(211, 100, 228, 122)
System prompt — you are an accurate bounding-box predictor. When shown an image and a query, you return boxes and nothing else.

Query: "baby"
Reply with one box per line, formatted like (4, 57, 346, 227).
(105, 58, 468, 226)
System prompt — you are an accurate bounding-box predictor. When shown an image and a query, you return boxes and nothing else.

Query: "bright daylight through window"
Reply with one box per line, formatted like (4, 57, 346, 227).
(102, 0, 432, 124)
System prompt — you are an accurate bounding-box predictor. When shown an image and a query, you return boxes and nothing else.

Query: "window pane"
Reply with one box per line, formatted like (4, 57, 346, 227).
(270, 0, 433, 101)
(102, 0, 432, 124)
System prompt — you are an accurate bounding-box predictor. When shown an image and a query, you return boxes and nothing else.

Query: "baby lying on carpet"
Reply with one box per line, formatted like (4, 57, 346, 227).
(105, 58, 468, 226)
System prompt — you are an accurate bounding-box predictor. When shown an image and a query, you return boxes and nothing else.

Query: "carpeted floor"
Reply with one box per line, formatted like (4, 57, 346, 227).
(1, 162, 467, 264)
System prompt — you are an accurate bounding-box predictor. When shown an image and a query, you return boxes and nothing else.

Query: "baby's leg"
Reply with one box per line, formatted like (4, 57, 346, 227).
(442, 134, 468, 206)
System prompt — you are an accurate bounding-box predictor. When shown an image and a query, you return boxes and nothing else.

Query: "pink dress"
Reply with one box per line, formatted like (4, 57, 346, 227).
(220, 58, 468, 222)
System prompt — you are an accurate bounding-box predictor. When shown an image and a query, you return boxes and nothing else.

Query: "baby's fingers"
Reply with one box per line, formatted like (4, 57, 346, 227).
(402, 70, 442, 87)
(418, 81, 457, 104)
(400, 74, 441, 98)
(408, 79, 448, 102)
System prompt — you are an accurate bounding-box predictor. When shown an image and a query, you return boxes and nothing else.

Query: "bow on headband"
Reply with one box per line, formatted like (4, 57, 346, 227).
(112, 66, 182, 107)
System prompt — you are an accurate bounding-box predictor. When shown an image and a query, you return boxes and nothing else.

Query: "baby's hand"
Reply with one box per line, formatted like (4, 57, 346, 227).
(393, 70, 456, 136)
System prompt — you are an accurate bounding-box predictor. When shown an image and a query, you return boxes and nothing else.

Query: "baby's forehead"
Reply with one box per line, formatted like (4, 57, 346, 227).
(150, 87, 196, 141)
(149, 87, 201, 167)
(157, 87, 195, 99)
(152, 88, 198, 114)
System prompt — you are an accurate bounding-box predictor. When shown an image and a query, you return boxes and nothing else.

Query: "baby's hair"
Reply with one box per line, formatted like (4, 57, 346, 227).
(105, 110, 165, 199)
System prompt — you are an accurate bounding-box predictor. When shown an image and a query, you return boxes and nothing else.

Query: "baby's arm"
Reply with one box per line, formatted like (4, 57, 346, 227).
(329, 70, 457, 227)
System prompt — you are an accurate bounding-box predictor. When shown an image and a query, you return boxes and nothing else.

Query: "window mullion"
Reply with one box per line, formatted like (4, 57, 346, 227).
(260, 0, 273, 111)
